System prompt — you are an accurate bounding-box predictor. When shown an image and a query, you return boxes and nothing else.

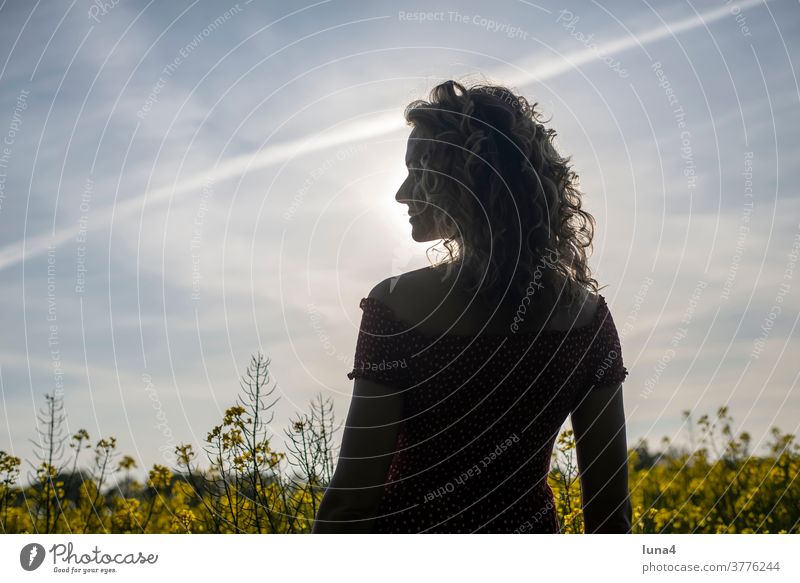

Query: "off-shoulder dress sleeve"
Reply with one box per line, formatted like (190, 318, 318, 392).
(346, 297, 411, 389)
(585, 295, 629, 387)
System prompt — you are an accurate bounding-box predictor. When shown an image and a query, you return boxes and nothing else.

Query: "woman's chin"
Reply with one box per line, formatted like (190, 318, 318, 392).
(410, 225, 436, 242)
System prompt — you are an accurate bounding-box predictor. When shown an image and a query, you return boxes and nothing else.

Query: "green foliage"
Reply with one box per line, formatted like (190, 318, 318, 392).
(548, 406, 800, 533)
(1, 354, 797, 533)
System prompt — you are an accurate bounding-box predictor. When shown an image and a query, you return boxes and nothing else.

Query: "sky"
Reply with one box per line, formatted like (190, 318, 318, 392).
(0, 0, 798, 480)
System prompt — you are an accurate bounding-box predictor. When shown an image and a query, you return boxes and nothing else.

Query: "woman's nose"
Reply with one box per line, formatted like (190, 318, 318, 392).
(395, 176, 412, 204)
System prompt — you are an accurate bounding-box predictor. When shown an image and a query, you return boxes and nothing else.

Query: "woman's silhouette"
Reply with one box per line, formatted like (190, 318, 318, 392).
(312, 80, 631, 533)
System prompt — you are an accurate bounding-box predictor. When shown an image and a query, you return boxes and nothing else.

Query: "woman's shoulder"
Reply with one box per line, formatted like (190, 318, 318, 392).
(363, 267, 442, 324)
(364, 268, 605, 336)
(554, 284, 602, 331)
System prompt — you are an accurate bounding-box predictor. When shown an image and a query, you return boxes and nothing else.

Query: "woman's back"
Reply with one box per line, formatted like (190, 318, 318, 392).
(382, 266, 600, 338)
(346, 267, 627, 533)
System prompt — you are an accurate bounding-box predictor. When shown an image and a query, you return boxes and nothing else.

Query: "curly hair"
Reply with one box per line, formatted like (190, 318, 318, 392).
(404, 79, 602, 310)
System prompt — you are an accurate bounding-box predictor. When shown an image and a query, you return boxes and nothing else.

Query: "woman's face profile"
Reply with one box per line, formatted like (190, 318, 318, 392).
(395, 128, 441, 243)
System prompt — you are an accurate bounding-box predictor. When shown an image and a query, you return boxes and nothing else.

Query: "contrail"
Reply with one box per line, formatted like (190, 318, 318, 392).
(0, 0, 765, 273)
(503, 0, 766, 86)
(0, 111, 401, 271)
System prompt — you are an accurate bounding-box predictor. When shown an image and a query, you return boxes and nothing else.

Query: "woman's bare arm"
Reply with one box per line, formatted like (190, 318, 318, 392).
(311, 375, 403, 533)
(570, 381, 632, 533)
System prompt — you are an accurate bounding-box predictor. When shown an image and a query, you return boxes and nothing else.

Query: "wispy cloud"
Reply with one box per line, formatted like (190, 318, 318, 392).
(502, 0, 768, 85)
(0, 0, 768, 273)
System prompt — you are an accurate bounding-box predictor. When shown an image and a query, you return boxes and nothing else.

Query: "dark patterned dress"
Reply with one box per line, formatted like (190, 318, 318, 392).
(346, 294, 628, 533)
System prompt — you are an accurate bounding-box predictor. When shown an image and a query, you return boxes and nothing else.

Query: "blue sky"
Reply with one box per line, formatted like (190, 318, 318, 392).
(0, 0, 798, 477)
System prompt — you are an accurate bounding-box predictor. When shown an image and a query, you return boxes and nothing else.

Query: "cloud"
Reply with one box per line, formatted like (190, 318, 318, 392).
(0, 0, 770, 273)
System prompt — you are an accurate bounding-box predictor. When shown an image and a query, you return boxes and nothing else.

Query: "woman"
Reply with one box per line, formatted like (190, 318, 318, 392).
(312, 80, 631, 533)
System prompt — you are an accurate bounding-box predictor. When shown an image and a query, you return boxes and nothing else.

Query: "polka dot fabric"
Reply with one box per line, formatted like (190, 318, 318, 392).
(346, 294, 628, 533)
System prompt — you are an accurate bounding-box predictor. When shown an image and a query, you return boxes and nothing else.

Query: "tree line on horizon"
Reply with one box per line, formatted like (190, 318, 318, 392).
(1, 353, 797, 534)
